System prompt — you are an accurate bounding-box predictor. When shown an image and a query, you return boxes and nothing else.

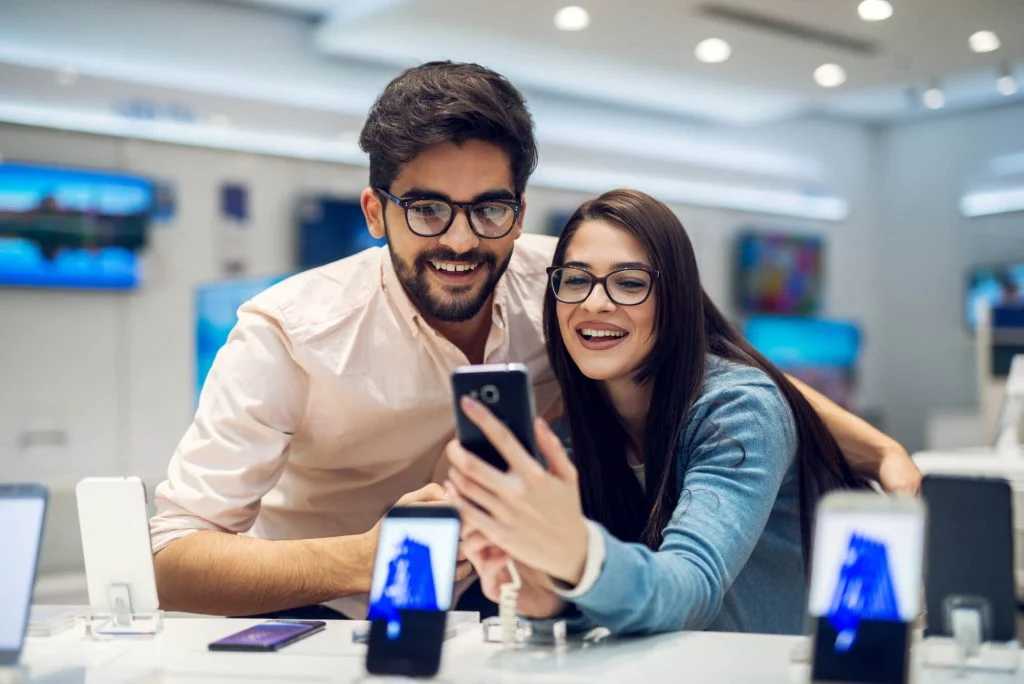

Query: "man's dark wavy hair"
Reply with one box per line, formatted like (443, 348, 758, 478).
(359, 61, 538, 195)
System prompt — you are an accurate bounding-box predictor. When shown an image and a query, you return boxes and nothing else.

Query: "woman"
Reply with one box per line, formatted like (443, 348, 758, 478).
(444, 189, 865, 636)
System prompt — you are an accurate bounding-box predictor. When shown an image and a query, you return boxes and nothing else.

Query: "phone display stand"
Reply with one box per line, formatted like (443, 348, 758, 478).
(923, 596, 1020, 674)
(86, 582, 163, 639)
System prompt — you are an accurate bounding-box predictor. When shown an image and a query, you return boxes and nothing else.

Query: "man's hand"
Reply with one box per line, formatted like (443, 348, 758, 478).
(356, 483, 473, 593)
(876, 444, 922, 496)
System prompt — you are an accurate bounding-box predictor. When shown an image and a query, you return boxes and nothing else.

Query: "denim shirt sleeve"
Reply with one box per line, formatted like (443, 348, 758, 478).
(565, 373, 797, 635)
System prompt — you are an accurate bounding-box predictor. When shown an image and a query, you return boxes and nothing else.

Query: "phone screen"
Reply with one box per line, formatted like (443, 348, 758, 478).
(809, 505, 924, 683)
(366, 511, 460, 676)
(209, 621, 321, 650)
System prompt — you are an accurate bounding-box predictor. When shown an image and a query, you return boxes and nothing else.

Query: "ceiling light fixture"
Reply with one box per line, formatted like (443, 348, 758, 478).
(997, 61, 1018, 96)
(969, 30, 1001, 53)
(554, 6, 590, 32)
(922, 82, 945, 110)
(814, 63, 847, 88)
(857, 0, 893, 22)
(55, 66, 79, 87)
(695, 38, 732, 64)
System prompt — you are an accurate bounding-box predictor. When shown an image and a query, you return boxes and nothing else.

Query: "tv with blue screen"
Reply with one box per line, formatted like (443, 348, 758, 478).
(965, 262, 1024, 330)
(0, 162, 153, 289)
(296, 196, 383, 269)
(745, 316, 861, 408)
(195, 274, 287, 400)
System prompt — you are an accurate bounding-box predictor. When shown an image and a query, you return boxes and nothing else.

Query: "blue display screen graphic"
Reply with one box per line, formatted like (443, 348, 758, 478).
(369, 536, 439, 624)
(826, 533, 900, 652)
(367, 518, 460, 637)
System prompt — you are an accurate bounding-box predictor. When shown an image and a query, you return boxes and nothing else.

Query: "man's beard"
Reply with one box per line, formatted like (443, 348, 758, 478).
(388, 244, 514, 323)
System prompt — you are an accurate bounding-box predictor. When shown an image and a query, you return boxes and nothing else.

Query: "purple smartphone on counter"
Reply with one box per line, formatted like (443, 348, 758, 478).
(208, 620, 326, 652)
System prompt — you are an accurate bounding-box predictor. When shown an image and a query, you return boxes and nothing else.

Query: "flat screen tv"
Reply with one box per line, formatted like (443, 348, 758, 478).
(965, 262, 1024, 330)
(0, 162, 153, 289)
(745, 315, 861, 408)
(296, 196, 383, 269)
(734, 231, 824, 315)
(195, 274, 286, 400)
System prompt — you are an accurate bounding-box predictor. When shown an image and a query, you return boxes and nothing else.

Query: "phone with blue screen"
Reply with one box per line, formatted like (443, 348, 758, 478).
(365, 505, 461, 677)
(808, 492, 925, 684)
(208, 620, 325, 652)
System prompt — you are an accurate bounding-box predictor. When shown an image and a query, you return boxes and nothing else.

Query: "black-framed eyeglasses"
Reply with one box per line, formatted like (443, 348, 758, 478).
(547, 265, 659, 306)
(375, 187, 521, 240)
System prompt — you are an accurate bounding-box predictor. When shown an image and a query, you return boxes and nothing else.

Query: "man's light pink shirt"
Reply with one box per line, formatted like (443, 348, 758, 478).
(149, 234, 560, 615)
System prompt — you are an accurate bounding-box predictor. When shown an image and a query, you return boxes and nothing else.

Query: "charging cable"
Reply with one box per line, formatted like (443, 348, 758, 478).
(499, 559, 521, 645)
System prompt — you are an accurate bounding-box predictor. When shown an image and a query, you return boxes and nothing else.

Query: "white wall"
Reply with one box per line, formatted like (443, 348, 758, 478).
(875, 102, 1024, 451)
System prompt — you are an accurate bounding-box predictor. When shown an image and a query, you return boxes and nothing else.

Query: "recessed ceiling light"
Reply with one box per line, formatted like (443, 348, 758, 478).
(922, 86, 945, 110)
(813, 63, 847, 88)
(997, 75, 1019, 96)
(857, 0, 893, 22)
(554, 6, 590, 31)
(969, 30, 1000, 53)
(695, 38, 732, 64)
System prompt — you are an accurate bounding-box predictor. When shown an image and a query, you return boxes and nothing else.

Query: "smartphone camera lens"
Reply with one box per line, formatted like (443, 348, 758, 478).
(480, 385, 500, 404)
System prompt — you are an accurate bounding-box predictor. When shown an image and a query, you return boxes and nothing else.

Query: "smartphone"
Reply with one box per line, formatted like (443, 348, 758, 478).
(365, 506, 461, 678)
(0, 483, 48, 666)
(922, 474, 1016, 640)
(208, 620, 325, 652)
(451, 363, 541, 471)
(76, 477, 159, 616)
(808, 492, 926, 684)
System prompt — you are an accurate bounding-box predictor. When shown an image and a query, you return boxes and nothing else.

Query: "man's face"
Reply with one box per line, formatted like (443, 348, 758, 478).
(362, 140, 525, 323)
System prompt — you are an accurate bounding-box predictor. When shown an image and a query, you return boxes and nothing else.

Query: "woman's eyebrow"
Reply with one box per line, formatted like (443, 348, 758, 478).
(562, 260, 650, 269)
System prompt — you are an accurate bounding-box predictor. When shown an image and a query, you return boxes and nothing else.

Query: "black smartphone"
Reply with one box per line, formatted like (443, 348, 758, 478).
(208, 620, 326, 652)
(808, 492, 925, 684)
(451, 363, 541, 472)
(922, 474, 1016, 640)
(365, 506, 461, 678)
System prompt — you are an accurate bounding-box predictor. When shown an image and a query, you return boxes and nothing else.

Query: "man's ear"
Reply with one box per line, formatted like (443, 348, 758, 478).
(512, 195, 527, 240)
(361, 187, 386, 240)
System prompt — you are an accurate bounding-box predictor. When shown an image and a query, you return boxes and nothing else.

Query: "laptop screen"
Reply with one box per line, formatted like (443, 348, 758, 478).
(0, 495, 46, 657)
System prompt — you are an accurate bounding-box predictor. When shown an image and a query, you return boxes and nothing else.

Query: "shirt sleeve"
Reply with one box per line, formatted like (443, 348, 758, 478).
(565, 380, 797, 635)
(149, 301, 309, 553)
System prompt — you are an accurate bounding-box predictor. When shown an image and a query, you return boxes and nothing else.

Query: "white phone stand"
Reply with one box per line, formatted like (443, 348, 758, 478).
(86, 582, 162, 638)
(923, 596, 1020, 673)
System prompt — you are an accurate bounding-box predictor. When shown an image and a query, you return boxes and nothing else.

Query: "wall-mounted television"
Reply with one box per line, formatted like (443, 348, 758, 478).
(195, 274, 286, 400)
(0, 162, 153, 289)
(734, 231, 824, 316)
(745, 315, 860, 408)
(965, 262, 1024, 330)
(296, 196, 383, 269)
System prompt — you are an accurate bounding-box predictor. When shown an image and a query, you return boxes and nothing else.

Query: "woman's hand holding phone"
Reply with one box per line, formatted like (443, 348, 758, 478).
(444, 395, 590, 589)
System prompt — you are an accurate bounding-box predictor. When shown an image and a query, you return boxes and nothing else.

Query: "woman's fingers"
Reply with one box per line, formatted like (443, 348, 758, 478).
(446, 440, 523, 501)
(447, 470, 513, 522)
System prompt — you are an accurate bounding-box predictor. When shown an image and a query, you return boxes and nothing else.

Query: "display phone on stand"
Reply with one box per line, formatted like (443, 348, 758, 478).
(451, 363, 541, 471)
(808, 492, 926, 684)
(76, 477, 160, 627)
(922, 474, 1016, 641)
(365, 506, 461, 678)
(208, 620, 325, 652)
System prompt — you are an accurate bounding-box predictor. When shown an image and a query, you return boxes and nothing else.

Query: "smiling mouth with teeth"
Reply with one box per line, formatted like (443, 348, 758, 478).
(429, 260, 480, 273)
(579, 328, 628, 340)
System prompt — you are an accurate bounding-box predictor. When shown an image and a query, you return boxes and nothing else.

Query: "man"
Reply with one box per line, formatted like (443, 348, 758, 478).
(151, 61, 920, 618)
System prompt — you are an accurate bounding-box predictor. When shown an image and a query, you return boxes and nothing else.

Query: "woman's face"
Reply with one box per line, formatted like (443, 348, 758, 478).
(556, 219, 657, 383)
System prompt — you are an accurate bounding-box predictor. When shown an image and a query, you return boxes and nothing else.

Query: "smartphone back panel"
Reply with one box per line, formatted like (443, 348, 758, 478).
(451, 363, 539, 472)
(922, 474, 1016, 640)
(76, 476, 159, 615)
